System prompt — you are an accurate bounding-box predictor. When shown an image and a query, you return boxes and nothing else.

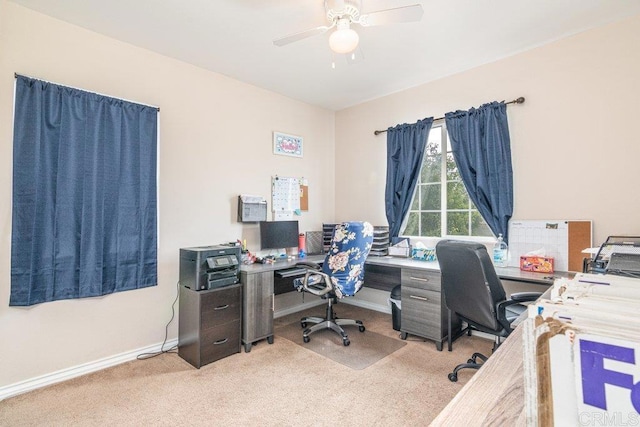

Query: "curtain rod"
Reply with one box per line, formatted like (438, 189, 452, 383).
(14, 72, 160, 112)
(373, 97, 525, 136)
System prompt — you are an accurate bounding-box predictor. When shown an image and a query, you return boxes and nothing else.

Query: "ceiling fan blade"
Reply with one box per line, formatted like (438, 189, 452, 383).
(273, 25, 331, 47)
(358, 4, 424, 27)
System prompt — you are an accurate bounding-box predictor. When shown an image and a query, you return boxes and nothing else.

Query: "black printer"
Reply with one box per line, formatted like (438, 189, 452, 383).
(179, 245, 240, 291)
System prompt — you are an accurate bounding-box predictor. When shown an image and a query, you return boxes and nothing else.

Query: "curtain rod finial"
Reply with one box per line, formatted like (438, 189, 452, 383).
(515, 97, 525, 104)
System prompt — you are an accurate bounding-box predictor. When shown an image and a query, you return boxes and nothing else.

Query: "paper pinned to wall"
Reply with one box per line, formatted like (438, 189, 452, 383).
(271, 176, 301, 212)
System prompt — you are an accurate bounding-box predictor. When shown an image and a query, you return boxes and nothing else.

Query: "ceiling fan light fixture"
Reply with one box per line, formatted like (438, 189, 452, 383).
(329, 27, 359, 54)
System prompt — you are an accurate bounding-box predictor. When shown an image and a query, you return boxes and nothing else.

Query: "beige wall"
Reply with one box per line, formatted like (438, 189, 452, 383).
(335, 14, 640, 246)
(3, 0, 640, 393)
(0, 1, 335, 388)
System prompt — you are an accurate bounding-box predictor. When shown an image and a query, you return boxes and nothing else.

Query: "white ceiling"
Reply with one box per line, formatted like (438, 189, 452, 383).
(8, 0, 640, 111)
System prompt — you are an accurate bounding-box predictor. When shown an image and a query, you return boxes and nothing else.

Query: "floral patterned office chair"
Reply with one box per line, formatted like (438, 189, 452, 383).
(293, 221, 374, 346)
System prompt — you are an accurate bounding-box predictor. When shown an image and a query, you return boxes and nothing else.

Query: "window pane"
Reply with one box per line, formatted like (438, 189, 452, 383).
(447, 181, 469, 209)
(447, 212, 469, 236)
(471, 210, 493, 237)
(446, 153, 459, 180)
(404, 212, 419, 236)
(420, 184, 440, 210)
(421, 134, 442, 183)
(421, 154, 441, 183)
(410, 188, 419, 210)
(421, 212, 441, 237)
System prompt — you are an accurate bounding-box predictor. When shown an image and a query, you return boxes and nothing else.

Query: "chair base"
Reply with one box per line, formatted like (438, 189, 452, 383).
(300, 298, 365, 346)
(448, 352, 489, 382)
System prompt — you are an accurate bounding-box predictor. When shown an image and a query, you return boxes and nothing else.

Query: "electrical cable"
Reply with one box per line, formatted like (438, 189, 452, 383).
(136, 280, 180, 360)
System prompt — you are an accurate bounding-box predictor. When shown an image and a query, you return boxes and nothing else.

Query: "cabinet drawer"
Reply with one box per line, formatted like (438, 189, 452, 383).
(401, 268, 441, 292)
(201, 320, 241, 365)
(401, 286, 443, 340)
(200, 286, 242, 328)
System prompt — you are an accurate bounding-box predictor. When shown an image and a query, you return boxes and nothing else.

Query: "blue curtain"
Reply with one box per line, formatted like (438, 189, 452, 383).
(444, 102, 513, 243)
(11, 75, 158, 306)
(385, 118, 433, 238)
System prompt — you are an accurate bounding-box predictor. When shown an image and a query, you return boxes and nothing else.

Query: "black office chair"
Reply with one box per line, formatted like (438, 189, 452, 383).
(435, 239, 541, 382)
(293, 221, 373, 346)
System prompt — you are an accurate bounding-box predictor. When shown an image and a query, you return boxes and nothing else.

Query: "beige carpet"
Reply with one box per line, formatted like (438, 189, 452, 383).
(0, 305, 493, 426)
(276, 317, 406, 370)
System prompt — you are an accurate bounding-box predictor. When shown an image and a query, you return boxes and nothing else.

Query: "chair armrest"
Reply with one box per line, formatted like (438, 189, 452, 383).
(510, 292, 543, 303)
(295, 261, 322, 271)
(495, 298, 532, 333)
(297, 271, 333, 297)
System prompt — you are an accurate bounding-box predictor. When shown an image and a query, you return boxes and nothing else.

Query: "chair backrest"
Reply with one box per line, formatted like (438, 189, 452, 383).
(435, 239, 507, 333)
(322, 222, 374, 298)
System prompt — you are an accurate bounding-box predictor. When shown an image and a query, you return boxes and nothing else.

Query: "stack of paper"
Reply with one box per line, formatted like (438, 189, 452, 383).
(523, 273, 640, 426)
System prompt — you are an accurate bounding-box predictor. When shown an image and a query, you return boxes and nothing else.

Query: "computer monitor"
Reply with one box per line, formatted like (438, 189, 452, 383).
(259, 220, 299, 250)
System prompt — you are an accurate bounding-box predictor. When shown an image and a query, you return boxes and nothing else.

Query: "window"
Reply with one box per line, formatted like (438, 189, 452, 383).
(402, 125, 493, 238)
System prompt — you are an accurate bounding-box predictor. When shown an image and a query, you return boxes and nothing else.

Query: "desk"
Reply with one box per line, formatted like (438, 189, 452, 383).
(431, 287, 560, 425)
(430, 321, 528, 425)
(239, 255, 562, 352)
(239, 255, 324, 352)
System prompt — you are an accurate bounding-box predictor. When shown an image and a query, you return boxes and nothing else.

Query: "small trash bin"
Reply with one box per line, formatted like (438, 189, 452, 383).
(390, 285, 402, 331)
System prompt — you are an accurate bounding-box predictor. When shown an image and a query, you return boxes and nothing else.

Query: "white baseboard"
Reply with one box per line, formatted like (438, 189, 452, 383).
(2, 301, 392, 401)
(0, 338, 178, 401)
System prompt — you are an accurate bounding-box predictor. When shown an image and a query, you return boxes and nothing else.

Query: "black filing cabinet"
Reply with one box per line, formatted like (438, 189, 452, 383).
(178, 283, 242, 368)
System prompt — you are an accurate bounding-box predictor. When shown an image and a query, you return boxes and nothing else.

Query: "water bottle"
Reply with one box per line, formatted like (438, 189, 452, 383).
(493, 234, 508, 267)
(298, 233, 306, 259)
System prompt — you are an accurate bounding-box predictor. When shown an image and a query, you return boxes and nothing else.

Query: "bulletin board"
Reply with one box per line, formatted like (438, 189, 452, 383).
(271, 176, 308, 218)
(508, 219, 592, 272)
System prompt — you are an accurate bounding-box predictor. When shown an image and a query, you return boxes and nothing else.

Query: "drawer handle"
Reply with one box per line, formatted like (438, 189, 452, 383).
(213, 338, 229, 345)
(409, 276, 429, 282)
(214, 304, 229, 310)
(409, 295, 429, 301)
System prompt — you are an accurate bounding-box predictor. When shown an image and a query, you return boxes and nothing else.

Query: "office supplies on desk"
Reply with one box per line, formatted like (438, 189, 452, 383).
(388, 238, 410, 257)
(370, 225, 390, 256)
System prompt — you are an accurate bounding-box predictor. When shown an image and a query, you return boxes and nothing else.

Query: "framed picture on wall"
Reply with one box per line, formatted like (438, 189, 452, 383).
(273, 131, 303, 158)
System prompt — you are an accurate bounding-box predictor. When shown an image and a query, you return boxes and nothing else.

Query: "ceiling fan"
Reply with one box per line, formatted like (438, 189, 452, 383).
(273, 0, 424, 55)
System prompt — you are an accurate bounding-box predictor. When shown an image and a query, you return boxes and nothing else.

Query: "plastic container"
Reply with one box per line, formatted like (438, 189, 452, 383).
(493, 234, 508, 267)
(390, 285, 402, 331)
(298, 233, 306, 258)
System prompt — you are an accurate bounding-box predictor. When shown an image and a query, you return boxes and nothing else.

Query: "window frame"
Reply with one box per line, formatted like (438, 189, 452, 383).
(401, 124, 494, 243)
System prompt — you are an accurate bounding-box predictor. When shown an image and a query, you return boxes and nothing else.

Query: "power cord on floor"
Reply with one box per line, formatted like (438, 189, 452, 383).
(136, 280, 180, 360)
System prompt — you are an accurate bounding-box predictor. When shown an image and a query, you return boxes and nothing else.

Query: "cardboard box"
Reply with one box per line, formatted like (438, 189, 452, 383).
(520, 256, 554, 273)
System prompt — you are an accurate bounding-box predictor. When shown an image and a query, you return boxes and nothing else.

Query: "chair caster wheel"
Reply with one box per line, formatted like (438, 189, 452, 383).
(303, 336, 310, 343)
(343, 338, 350, 346)
(301, 322, 307, 328)
(448, 373, 458, 382)
(359, 325, 365, 332)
